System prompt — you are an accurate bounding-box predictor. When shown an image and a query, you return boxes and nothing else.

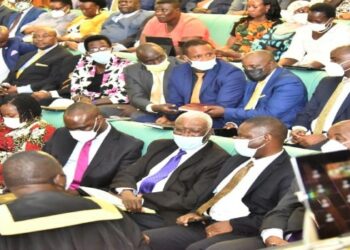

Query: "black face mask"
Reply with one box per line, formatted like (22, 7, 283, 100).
(244, 68, 269, 82)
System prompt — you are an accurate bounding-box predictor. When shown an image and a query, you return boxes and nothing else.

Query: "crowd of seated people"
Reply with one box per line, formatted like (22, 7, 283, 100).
(0, 0, 349, 249)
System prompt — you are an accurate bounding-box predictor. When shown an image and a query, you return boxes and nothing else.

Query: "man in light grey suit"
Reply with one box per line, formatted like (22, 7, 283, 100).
(124, 42, 181, 122)
(100, 0, 153, 48)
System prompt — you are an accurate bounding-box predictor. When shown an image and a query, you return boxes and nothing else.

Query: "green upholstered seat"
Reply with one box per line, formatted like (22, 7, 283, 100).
(41, 110, 318, 157)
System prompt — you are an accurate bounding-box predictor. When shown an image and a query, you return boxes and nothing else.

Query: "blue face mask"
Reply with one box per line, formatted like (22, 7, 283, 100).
(173, 133, 206, 151)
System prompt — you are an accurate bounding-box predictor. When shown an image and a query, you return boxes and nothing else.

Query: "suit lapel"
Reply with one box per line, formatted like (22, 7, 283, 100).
(200, 62, 218, 98)
(184, 65, 194, 103)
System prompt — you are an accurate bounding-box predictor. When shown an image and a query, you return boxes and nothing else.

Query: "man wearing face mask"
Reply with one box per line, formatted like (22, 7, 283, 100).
(43, 102, 144, 191)
(279, 3, 350, 69)
(161, 39, 246, 128)
(208, 120, 350, 250)
(5, 0, 45, 38)
(123, 42, 181, 123)
(291, 45, 350, 149)
(144, 116, 295, 250)
(20, 0, 78, 37)
(205, 50, 307, 128)
(110, 111, 229, 230)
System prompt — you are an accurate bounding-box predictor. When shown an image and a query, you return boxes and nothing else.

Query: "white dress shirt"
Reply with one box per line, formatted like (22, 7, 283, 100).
(209, 151, 284, 221)
(0, 48, 10, 83)
(111, 10, 140, 23)
(116, 142, 207, 194)
(63, 123, 111, 188)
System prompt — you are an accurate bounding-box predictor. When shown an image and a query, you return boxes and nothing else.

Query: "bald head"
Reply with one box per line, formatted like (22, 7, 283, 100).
(330, 45, 350, 78)
(0, 26, 9, 48)
(242, 50, 277, 81)
(3, 151, 64, 190)
(328, 120, 350, 148)
(136, 43, 167, 65)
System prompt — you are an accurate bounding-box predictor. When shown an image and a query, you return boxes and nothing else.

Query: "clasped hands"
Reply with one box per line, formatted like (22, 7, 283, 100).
(176, 213, 233, 238)
(0, 83, 17, 95)
(119, 190, 143, 213)
(290, 129, 326, 147)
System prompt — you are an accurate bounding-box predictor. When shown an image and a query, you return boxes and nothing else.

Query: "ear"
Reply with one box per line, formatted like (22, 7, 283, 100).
(264, 133, 272, 143)
(203, 129, 213, 142)
(182, 55, 191, 62)
(53, 174, 66, 190)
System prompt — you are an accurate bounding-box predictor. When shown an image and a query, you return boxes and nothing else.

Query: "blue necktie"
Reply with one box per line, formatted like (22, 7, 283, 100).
(139, 150, 187, 194)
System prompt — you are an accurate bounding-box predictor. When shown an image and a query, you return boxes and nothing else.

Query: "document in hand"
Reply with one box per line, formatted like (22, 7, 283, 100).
(79, 186, 156, 214)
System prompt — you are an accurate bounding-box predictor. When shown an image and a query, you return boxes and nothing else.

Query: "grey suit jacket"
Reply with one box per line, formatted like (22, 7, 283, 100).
(261, 180, 305, 234)
(123, 57, 180, 111)
(101, 10, 154, 46)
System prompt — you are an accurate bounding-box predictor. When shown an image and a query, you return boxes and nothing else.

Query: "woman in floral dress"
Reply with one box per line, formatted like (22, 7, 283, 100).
(0, 95, 56, 185)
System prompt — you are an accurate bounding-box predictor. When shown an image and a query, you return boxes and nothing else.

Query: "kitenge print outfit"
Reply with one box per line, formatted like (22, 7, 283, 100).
(70, 55, 132, 103)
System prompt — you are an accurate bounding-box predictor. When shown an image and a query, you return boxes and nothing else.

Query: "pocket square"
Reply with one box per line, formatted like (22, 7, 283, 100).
(10, 50, 18, 56)
(35, 63, 48, 67)
(259, 94, 266, 99)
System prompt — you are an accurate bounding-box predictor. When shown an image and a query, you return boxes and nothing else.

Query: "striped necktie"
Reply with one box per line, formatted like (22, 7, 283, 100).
(16, 50, 45, 79)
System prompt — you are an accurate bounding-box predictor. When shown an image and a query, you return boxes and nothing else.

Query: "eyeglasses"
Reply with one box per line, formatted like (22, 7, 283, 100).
(88, 47, 111, 53)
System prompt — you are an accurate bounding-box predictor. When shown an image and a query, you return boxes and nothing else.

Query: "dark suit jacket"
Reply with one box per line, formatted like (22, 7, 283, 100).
(5, 45, 73, 91)
(294, 76, 350, 131)
(261, 180, 304, 234)
(185, 0, 233, 14)
(43, 126, 144, 189)
(5, 7, 46, 38)
(224, 67, 307, 128)
(2, 37, 36, 71)
(124, 57, 180, 111)
(111, 139, 230, 225)
(199, 151, 295, 236)
(0, 5, 15, 26)
(167, 59, 246, 128)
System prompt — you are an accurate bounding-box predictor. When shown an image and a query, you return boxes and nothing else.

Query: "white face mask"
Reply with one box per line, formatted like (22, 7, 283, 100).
(233, 136, 265, 158)
(292, 13, 308, 24)
(3, 117, 26, 129)
(51, 9, 66, 18)
(144, 57, 170, 73)
(321, 139, 348, 153)
(308, 19, 331, 32)
(324, 60, 350, 77)
(90, 50, 113, 65)
(173, 133, 206, 151)
(69, 118, 100, 143)
(190, 58, 217, 71)
(15, 1, 31, 11)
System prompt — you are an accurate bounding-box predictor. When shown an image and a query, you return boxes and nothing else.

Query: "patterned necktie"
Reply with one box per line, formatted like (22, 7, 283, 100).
(70, 140, 93, 190)
(196, 160, 254, 215)
(150, 72, 163, 104)
(313, 81, 346, 134)
(190, 72, 205, 103)
(16, 50, 45, 79)
(244, 81, 266, 110)
(139, 150, 187, 194)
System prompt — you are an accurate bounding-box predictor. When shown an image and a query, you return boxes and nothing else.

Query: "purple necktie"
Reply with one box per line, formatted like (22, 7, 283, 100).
(139, 149, 186, 194)
(70, 140, 93, 190)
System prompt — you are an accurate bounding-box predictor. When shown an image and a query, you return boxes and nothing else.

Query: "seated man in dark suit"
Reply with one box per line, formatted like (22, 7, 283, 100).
(111, 111, 230, 229)
(0, 25, 35, 83)
(158, 39, 246, 128)
(205, 50, 307, 128)
(1, 26, 72, 97)
(185, 0, 232, 14)
(0, 151, 148, 250)
(43, 102, 144, 190)
(291, 45, 350, 148)
(207, 119, 350, 250)
(144, 116, 295, 250)
(124, 42, 181, 122)
(100, 0, 153, 47)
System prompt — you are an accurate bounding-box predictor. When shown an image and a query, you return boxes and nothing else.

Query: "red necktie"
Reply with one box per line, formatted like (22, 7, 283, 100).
(70, 141, 93, 190)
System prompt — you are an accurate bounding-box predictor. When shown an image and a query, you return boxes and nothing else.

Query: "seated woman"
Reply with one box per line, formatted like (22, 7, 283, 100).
(59, 0, 110, 51)
(216, 0, 281, 61)
(70, 35, 135, 116)
(252, 0, 310, 61)
(336, 0, 350, 19)
(0, 95, 56, 185)
(279, 3, 350, 69)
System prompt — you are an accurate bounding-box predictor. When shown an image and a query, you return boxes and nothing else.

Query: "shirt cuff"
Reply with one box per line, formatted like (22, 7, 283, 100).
(261, 228, 284, 243)
(115, 187, 137, 195)
(146, 104, 157, 113)
(49, 90, 60, 98)
(17, 85, 33, 94)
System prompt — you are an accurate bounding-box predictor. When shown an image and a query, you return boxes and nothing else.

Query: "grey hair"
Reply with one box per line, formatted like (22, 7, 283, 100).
(177, 111, 213, 132)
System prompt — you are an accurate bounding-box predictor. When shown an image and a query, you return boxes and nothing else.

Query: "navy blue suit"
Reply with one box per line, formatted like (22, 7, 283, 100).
(185, 0, 233, 13)
(224, 67, 307, 128)
(6, 7, 46, 38)
(294, 76, 350, 130)
(2, 37, 36, 71)
(166, 59, 246, 128)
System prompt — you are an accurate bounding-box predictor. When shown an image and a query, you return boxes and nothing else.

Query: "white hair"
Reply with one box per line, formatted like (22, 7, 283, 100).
(176, 111, 213, 132)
